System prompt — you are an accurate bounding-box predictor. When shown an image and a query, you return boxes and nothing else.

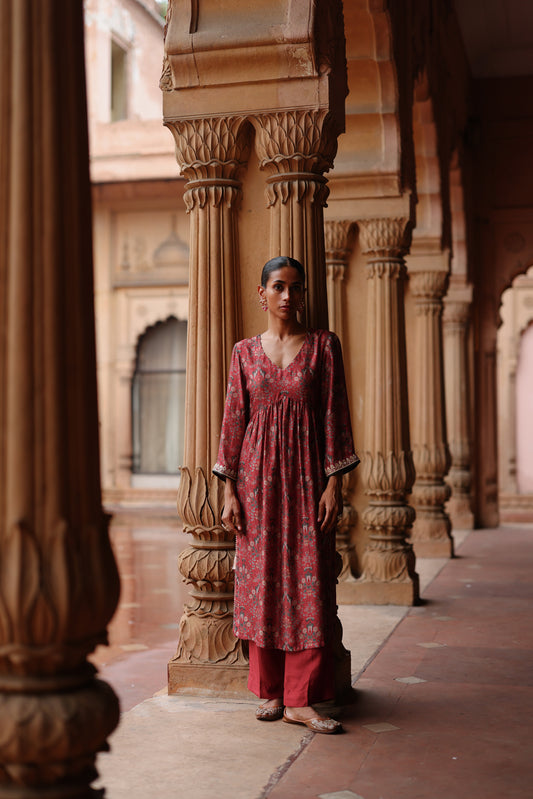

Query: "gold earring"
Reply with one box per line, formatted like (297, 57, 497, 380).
(260, 297, 268, 312)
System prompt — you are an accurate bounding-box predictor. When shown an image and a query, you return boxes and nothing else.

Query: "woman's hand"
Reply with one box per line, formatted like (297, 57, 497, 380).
(318, 474, 343, 534)
(221, 480, 244, 535)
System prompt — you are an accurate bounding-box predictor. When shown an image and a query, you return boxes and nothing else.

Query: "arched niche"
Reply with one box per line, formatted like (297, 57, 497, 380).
(131, 316, 187, 483)
(497, 266, 533, 510)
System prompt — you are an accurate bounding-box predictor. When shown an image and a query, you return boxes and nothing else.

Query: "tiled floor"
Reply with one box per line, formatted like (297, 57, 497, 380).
(95, 521, 533, 799)
(266, 525, 533, 799)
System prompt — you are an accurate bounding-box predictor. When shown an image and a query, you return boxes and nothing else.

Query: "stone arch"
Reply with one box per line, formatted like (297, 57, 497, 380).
(497, 264, 533, 508)
(131, 315, 188, 478)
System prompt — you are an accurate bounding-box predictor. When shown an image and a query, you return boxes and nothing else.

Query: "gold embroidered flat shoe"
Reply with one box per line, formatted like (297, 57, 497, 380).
(282, 712, 343, 734)
(255, 703, 284, 721)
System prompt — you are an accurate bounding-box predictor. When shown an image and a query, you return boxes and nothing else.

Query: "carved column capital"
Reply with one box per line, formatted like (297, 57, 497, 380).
(410, 269, 448, 298)
(254, 108, 338, 177)
(253, 108, 337, 329)
(443, 299, 471, 327)
(325, 220, 353, 261)
(410, 270, 449, 317)
(357, 217, 412, 257)
(166, 115, 250, 177)
(165, 116, 251, 212)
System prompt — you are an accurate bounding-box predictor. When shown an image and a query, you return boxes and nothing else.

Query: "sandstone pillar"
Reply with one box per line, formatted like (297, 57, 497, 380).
(253, 110, 337, 329)
(506, 358, 518, 494)
(356, 218, 419, 605)
(0, 2, 120, 796)
(443, 283, 474, 529)
(325, 220, 352, 336)
(325, 220, 358, 584)
(165, 116, 251, 696)
(161, 0, 348, 695)
(409, 269, 453, 557)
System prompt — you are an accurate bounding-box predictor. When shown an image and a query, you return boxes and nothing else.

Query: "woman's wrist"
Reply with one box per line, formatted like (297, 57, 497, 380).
(224, 479, 237, 497)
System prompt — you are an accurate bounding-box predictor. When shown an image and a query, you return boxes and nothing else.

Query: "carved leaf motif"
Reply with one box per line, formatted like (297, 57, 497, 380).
(0, 515, 118, 674)
(177, 467, 226, 531)
(254, 109, 337, 174)
(166, 116, 250, 180)
(358, 217, 411, 256)
(1, 523, 55, 647)
(362, 451, 416, 495)
(361, 545, 415, 583)
(325, 220, 352, 257)
(176, 613, 246, 665)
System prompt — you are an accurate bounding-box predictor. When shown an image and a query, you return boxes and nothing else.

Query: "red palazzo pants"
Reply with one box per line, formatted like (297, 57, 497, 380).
(248, 641, 335, 707)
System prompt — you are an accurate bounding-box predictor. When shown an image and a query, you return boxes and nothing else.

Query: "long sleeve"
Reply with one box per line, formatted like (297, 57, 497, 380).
(213, 344, 249, 481)
(320, 332, 360, 477)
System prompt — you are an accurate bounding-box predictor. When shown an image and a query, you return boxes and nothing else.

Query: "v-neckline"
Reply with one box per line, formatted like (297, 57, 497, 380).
(258, 331, 309, 372)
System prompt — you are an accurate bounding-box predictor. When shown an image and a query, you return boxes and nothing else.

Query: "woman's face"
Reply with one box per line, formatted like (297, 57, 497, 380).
(260, 266, 305, 319)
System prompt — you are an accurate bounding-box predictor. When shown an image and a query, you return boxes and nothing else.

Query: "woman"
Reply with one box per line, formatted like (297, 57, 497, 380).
(213, 256, 359, 734)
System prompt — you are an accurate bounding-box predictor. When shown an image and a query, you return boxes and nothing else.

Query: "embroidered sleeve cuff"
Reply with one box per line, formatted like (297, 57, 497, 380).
(212, 462, 238, 481)
(325, 453, 360, 477)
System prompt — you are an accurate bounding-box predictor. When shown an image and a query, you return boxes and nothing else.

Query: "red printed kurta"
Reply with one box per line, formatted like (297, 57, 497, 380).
(213, 329, 359, 651)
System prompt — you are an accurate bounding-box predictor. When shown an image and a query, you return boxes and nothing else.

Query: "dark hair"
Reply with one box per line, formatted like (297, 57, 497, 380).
(260, 256, 306, 288)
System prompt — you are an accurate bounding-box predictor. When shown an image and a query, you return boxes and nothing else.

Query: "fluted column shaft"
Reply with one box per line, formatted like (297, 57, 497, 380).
(254, 110, 338, 329)
(165, 116, 250, 694)
(409, 270, 453, 556)
(0, 2, 120, 796)
(325, 220, 352, 337)
(443, 295, 474, 529)
(324, 220, 357, 583)
(356, 218, 419, 605)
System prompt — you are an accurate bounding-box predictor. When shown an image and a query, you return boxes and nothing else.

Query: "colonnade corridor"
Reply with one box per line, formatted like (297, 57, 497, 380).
(93, 516, 533, 799)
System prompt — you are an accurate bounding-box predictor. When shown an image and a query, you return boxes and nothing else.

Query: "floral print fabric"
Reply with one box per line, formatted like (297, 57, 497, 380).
(213, 329, 359, 651)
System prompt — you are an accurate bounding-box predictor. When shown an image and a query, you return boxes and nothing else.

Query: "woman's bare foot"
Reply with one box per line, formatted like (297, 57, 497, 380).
(261, 698, 283, 708)
(284, 705, 320, 721)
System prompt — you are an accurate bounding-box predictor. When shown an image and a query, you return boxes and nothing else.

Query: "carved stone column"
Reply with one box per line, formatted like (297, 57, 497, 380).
(356, 218, 419, 605)
(506, 357, 518, 493)
(409, 270, 453, 557)
(164, 116, 251, 695)
(325, 220, 352, 336)
(254, 109, 338, 329)
(325, 220, 358, 584)
(0, 2, 120, 796)
(443, 287, 474, 529)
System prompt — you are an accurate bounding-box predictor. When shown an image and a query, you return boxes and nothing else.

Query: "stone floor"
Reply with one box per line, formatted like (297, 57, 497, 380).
(93, 521, 533, 799)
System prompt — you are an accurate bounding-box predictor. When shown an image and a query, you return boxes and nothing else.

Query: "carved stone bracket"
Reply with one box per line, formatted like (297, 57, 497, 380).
(443, 291, 474, 529)
(409, 269, 453, 557)
(355, 218, 419, 605)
